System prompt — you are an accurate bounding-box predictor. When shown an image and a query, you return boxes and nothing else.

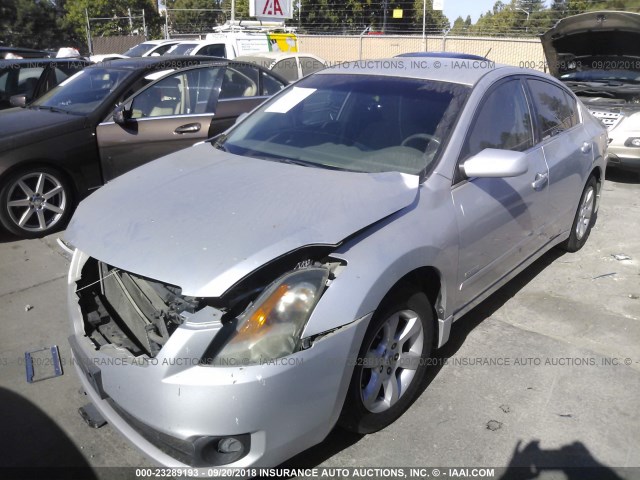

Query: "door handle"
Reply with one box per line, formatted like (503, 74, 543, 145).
(174, 123, 201, 134)
(532, 172, 548, 191)
(581, 141, 592, 154)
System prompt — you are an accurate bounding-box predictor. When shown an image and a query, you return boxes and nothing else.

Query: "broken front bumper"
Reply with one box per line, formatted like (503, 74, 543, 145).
(68, 267, 369, 469)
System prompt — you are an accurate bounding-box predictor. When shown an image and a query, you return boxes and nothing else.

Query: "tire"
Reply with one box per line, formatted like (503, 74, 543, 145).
(559, 175, 597, 253)
(0, 167, 73, 239)
(339, 285, 435, 434)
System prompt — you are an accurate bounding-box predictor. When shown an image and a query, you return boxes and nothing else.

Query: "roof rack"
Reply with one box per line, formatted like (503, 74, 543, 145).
(212, 20, 296, 34)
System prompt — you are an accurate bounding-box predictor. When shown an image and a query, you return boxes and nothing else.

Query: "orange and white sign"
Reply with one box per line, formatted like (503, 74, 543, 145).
(250, 0, 293, 19)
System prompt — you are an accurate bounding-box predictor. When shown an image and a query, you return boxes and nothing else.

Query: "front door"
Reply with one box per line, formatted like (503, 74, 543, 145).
(452, 78, 549, 308)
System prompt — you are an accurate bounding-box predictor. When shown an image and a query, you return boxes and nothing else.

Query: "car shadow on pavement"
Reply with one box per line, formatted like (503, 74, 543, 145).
(420, 247, 566, 392)
(499, 439, 624, 480)
(277, 248, 567, 471)
(0, 229, 20, 243)
(0, 387, 97, 479)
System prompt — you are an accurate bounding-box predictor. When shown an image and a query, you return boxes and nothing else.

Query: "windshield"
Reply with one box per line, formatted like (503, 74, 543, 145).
(123, 43, 156, 57)
(219, 74, 469, 175)
(166, 43, 197, 56)
(561, 69, 640, 84)
(31, 68, 133, 114)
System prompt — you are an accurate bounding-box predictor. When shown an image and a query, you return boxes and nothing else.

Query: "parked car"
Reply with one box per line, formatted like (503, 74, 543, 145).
(0, 58, 91, 110)
(0, 46, 51, 59)
(0, 56, 285, 238)
(122, 39, 181, 57)
(542, 10, 640, 173)
(89, 54, 129, 63)
(97, 60, 286, 180)
(65, 58, 607, 470)
(235, 51, 326, 83)
(396, 51, 489, 60)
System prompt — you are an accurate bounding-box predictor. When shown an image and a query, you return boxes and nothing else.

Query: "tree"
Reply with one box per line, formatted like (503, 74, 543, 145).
(164, 0, 227, 33)
(0, 0, 78, 49)
(412, 0, 450, 34)
(63, 0, 162, 42)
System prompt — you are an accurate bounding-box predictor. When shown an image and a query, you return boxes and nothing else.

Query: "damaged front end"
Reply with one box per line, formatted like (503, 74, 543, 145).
(66, 246, 364, 468)
(70, 245, 344, 363)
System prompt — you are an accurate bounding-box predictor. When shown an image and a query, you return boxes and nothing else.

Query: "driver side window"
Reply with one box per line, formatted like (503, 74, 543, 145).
(461, 79, 534, 162)
(131, 73, 185, 119)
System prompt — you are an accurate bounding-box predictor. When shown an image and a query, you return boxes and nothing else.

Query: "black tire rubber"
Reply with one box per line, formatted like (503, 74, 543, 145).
(0, 166, 74, 239)
(558, 175, 598, 253)
(339, 285, 435, 434)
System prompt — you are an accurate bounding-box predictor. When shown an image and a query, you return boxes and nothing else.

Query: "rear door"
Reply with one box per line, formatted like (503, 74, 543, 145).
(525, 78, 593, 239)
(452, 78, 550, 308)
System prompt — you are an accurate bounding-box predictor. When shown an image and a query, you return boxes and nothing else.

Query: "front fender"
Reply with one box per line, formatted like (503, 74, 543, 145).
(303, 177, 459, 344)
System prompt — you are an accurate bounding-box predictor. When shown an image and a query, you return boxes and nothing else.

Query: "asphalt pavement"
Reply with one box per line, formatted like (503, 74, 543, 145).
(0, 170, 638, 480)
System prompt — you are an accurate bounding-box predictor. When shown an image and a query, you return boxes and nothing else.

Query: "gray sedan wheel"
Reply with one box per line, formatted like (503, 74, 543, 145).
(0, 167, 73, 238)
(559, 175, 597, 253)
(339, 285, 434, 434)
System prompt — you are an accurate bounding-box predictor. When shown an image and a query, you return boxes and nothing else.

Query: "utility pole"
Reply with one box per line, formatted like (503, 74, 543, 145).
(85, 8, 93, 55)
(382, 0, 388, 33)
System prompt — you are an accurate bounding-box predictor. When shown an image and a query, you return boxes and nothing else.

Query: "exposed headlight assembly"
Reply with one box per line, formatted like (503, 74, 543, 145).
(213, 267, 329, 365)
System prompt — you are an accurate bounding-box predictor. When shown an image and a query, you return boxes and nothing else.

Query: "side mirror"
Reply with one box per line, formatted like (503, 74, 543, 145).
(461, 148, 528, 178)
(113, 103, 132, 126)
(9, 94, 27, 108)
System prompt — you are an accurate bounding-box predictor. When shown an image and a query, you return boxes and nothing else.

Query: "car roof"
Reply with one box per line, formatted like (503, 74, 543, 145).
(396, 51, 488, 60)
(237, 52, 323, 61)
(319, 57, 504, 86)
(141, 39, 180, 45)
(84, 55, 217, 70)
(0, 46, 51, 58)
(0, 58, 91, 66)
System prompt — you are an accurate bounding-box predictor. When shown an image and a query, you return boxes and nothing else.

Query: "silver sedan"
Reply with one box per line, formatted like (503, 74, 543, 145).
(65, 57, 607, 469)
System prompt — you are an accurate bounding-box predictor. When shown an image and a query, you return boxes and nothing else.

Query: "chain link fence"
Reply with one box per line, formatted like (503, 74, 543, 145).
(92, 35, 146, 55)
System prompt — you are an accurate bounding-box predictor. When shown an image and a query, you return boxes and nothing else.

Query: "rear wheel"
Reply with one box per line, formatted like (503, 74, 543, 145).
(0, 167, 73, 238)
(339, 286, 434, 434)
(559, 175, 597, 252)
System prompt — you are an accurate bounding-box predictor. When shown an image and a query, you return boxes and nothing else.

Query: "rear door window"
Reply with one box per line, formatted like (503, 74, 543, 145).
(271, 59, 298, 82)
(527, 79, 577, 139)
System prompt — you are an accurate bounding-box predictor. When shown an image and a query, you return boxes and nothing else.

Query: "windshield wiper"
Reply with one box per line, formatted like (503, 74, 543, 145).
(29, 105, 68, 114)
(253, 154, 353, 171)
(208, 133, 228, 152)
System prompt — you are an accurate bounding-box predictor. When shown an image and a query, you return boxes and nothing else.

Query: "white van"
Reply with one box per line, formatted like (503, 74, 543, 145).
(165, 32, 297, 60)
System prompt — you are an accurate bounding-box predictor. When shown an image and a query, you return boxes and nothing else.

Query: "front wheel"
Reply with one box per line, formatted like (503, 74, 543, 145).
(339, 286, 435, 434)
(0, 167, 73, 238)
(558, 175, 597, 253)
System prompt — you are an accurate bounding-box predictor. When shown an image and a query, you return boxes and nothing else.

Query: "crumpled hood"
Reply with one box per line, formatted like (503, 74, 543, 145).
(65, 143, 419, 297)
(542, 11, 640, 77)
(0, 108, 86, 153)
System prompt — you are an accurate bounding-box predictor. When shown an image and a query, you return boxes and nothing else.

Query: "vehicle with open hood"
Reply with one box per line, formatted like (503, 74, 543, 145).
(66, 58, 606, 470)
(542, 10, 640, 173)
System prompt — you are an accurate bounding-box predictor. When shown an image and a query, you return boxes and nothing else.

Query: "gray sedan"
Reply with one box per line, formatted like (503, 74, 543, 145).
(65, 58, 607, 469)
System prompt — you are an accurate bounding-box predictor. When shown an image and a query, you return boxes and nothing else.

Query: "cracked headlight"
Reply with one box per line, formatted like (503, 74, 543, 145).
(214, 268, 329, 365)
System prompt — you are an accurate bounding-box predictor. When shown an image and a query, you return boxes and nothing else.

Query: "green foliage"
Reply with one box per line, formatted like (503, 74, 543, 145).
(3, 0, 640, 51)
(0, 0, 76, 49)
(63, 0, 162, 42)
(165, 0, 227, 33)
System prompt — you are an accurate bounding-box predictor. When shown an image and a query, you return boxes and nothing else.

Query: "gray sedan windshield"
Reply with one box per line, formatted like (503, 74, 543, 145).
(220, 74, 469, 175)
(31, 68, 133, 114)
